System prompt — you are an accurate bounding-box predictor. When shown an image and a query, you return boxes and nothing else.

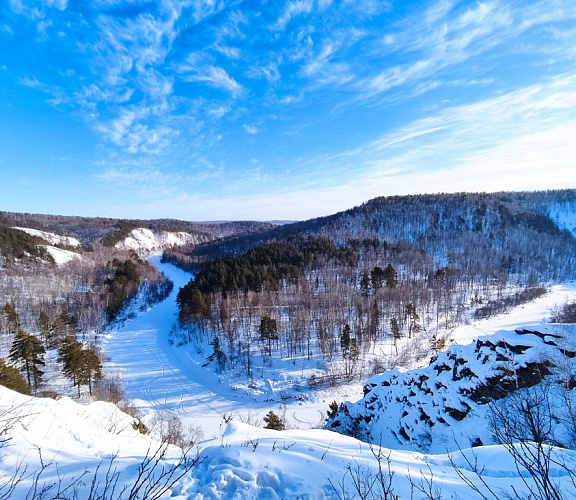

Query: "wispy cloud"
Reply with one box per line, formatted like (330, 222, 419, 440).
(182, 64, 243, 97)
(357, 0, 576, 101)
(3, 0, 576, 220)
(272, 0, 314, 31)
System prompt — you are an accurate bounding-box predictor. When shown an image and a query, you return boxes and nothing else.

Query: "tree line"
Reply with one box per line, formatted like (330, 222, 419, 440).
(174, 231, 556, 384)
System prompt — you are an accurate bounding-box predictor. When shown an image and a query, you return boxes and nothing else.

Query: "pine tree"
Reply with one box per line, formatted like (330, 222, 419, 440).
(326, 401, 341, 421)
(369, 299, 380, 340)
(3, 303, 19, 335)
(59, 338, 102, 396)
(8, 329, 45, 394)
(58, 336, 84, 394)
(370, 266, 384, 289)
(0, 359, 31, 395)
(205, 336, 227, 371)
(263, 410, 284, 430)
(259, 315, 278, 356)
(405, 303, 420, 338)
(360, 271, 371, 296)
(79, 347, 102, 396)
(340, 324, 352, 358)
(39, 310, 55, 347)
(383, 264, 398, 289)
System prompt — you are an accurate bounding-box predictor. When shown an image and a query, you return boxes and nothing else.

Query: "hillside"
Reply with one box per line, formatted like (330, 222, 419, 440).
(327, 324, 576, 453)
(182, 189, 576, 260)
(172, 190, 576, 391)
(2, 189, 576, 498)
(0, 211, 277, 246)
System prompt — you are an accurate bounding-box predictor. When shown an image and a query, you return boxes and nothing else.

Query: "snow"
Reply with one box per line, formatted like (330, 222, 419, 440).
(328, 324, 576, 454)
(2, 387, 575, 499)
(12, 227, 82, 265)
(102, 257, 362, 442)
(548, 201, 576, 235)
(101, 258, 576, 442)
(45, 245, 82, 265)
(448, 283, 576, 346)
(0, 385, 186, 498)
(14, 227, 81, 247)
(116, 228, 205, 253)
(2, 257, 576, 497)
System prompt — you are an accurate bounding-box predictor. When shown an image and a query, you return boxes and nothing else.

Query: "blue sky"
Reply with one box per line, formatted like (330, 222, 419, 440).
(1, 0, 575, 221)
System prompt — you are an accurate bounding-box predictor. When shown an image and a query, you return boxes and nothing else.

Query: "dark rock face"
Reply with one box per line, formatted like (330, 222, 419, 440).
(326, 325, 573, 452)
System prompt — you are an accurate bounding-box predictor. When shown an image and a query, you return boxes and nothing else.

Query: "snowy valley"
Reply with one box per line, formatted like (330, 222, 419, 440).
(1, 190, 576, 498)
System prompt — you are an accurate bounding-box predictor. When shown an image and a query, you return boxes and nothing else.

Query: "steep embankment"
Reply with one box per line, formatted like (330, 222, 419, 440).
(327, 324, 576, 454)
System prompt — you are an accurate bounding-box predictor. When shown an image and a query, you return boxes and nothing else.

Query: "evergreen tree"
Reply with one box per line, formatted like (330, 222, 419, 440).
(326, 400, 341, 421)
(8, 329, 45, 393)
(405, 303, 420, 338)
(259, 315, 278, 356)
(205, 336, 227, 371)
(360, 271, 371, 296)
(369, 299, 380, 340)
(3, 303, 19, 335)
(340, 324, 352, 358)
(59, 338, 102, 396)
(79, 347, 102, 396)
(263, 410, 284, 430)
(58, 336, 84, 393)
(0, 359, 31, 395)
(383, 264, 398, 289)
(370, 266, 384, 289)
(39, 311, 55, 347)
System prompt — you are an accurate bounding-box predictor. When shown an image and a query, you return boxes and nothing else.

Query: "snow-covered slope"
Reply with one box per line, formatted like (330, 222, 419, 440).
(327, 324, 576, 454)
(115, 228, 205, 253)
(15, 226, 81, 247)
(13, 226, 82, 265)
(45, 245, 82, 265)
(3, 385, 576, 499)
(180, 420, 576, 499)
(0, 384, 189, 499)
(548, 201, 576, 236)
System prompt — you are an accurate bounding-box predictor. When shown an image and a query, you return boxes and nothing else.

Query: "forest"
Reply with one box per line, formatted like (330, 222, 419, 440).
(1, 188, 575, 401)
(171, 189, 576, 384)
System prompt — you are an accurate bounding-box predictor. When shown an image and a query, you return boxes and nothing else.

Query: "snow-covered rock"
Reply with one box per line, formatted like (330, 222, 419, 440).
(115, 228, 206, 253)
(327, 324, 576, 454)
(15, 227, 81, 247)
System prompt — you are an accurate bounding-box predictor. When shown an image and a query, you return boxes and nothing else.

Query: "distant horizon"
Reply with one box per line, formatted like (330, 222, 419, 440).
(2, 186, 575, 224)
(2, 0, 576, 221)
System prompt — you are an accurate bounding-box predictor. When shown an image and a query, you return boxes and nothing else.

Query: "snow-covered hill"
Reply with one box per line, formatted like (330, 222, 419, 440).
(15, 227, 81, 247)
(14, 226, 82, 265)
(327, 324, 576, 454)
(115, 228, 205, 254)
(0, 384, 192, 499)
(2, 386, 576, 499)
(548, 201, 576, 236)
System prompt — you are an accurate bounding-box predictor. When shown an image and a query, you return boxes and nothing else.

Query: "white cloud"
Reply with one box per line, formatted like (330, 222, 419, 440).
(272, 0, 314, 31)
(183, 65, 243, 97)
(243, 124, 258, 134)
(360, 0, 575, 100)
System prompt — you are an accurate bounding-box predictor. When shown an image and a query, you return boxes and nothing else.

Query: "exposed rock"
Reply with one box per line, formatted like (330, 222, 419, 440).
(326, 325, 575, 453)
